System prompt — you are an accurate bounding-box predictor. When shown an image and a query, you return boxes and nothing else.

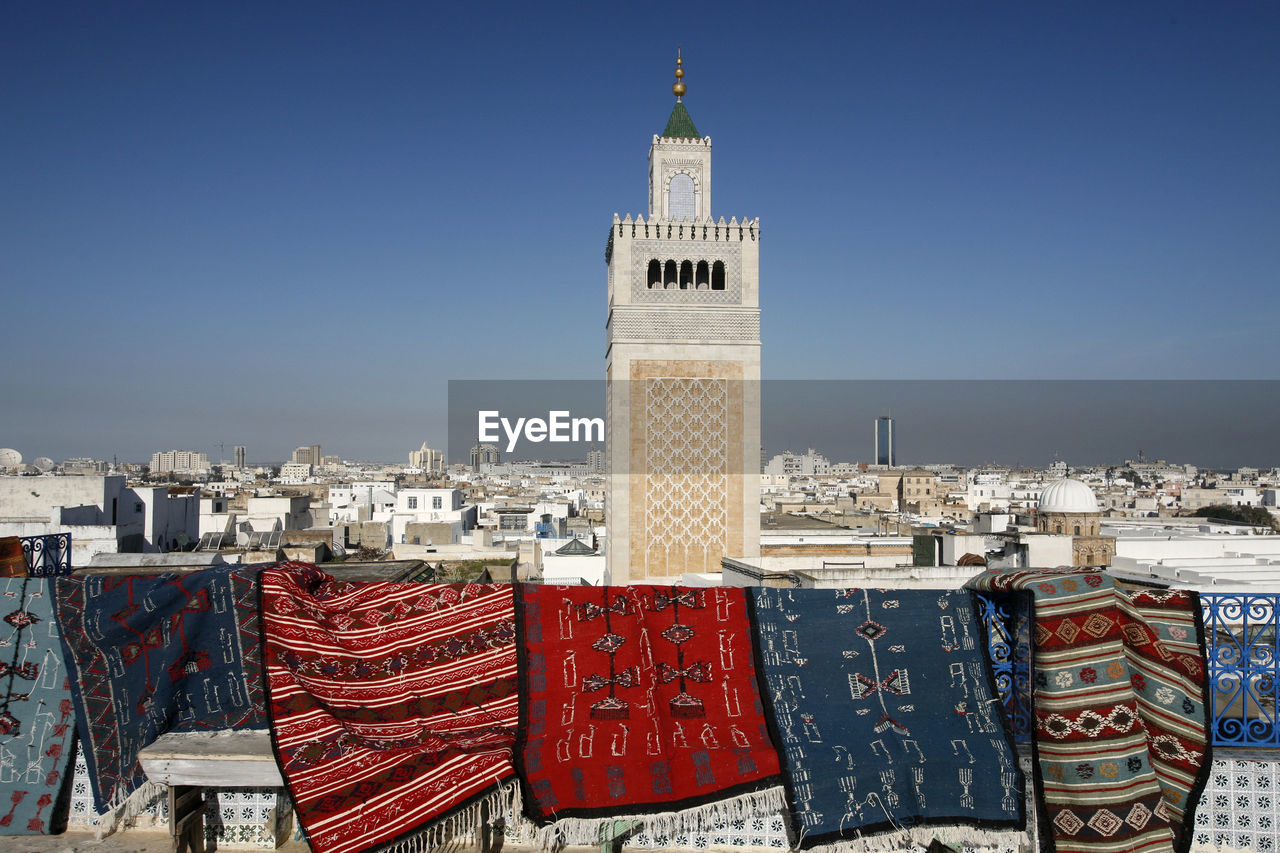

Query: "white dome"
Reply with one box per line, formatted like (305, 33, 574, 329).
(1038, 478, 1099, 514)
(0, 448, 22, 468)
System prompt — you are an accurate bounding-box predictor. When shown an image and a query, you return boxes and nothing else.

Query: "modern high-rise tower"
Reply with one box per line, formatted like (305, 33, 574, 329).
(233, 445, 246, 468)
(875, 416, 895, 467)
(605, 52, 762, 583)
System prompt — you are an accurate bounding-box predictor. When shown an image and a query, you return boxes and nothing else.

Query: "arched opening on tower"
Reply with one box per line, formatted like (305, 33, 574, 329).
(679, 260, 693, 289)
(712, 261, 726, 290)
(648, 259, 661, 289)
(664, 260, 677, 288)
(696, 260, 709, 289)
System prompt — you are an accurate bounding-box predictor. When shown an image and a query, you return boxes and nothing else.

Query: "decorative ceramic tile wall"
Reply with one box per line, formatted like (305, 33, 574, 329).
(67, 752, 168, 830)
(627, 813, 790, 850)
(505, 809, 1025, 851)
(69, 748, 1280, 852)
(205, 788, 293, 848)
(1192, 757, 1280, 853)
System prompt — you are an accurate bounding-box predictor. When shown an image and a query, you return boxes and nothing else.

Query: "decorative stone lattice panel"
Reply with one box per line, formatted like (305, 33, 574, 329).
(1193, 757, 1280, 852)
(609, 309, 760, 343)
(631, 240, 743, 304)
(644, 377, 728, 576)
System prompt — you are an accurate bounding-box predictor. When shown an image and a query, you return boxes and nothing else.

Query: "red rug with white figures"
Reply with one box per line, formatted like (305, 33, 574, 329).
(261, 565, 519, 853)
(967, 568, 1211, 853)
(516, 584, 783, 841)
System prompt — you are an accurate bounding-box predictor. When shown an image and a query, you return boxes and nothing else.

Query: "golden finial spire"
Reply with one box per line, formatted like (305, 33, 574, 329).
(672, 47, 686, 100)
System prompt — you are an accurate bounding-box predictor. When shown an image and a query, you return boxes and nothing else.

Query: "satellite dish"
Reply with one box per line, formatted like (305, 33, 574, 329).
(32, 457, 54, 472)
(0, 448, 22, 468)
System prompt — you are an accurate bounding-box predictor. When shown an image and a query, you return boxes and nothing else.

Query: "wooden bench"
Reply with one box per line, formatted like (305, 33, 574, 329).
(139, 730, 283, 853)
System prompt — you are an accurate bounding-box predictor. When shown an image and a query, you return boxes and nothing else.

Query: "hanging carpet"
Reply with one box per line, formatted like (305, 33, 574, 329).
(54, 566, 266, 817)
(966, 567, 1211, 853)
(0, 576, 77, 834)
(750, 586, 1026, 850)
(261, 565, 519, 853)
(517, 584, 784, 843)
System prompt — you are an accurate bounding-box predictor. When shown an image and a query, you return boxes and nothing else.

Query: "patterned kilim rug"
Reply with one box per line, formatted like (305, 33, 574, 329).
(0, 576, 76, 835)
(517, 584, 784, 843)
(749, 587, 1025, 850)
(54, 566, 266, 817)
(262, 565, 520, 853)
(966, 568, 1211, 853)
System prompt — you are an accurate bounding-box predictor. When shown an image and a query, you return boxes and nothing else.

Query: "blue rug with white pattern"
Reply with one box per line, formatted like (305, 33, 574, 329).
(749, 587, 1025, 849)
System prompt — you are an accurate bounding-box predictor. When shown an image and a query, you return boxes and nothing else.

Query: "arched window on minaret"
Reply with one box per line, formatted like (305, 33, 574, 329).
(712, 260, 726, 290)
(664, 260, 677, 288)
(679, 260, 693, 289)
(669, 173, 695, 220)
(648, 259, 661, 289)
(696, 260, 709, 289)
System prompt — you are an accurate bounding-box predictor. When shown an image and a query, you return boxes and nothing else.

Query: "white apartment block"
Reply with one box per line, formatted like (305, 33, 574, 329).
(278, 462, 313, 481)
(764, 449, 831, 478)
(151, 449, 210, 473)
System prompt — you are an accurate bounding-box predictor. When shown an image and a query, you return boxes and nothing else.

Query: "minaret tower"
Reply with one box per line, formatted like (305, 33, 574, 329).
(605, 51, 762, 583)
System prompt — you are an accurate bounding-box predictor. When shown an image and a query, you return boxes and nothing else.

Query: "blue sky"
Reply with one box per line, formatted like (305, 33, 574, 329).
(3, 1, 1277, 464)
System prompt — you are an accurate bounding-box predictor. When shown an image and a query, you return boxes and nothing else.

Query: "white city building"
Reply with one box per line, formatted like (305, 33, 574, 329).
(0, 475, 198, 564)
(328, 481, 398, 524)
(150, 449, 210, 474)
(278, 462, 314, 482)
(390, 488, 476, 545)
(764, 449, 831, 478)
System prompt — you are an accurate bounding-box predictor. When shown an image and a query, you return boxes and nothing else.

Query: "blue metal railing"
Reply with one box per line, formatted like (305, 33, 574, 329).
(975, 592, 1033, 743)
(20, 532, 72, 576)
(1201, 592, 1280, 747)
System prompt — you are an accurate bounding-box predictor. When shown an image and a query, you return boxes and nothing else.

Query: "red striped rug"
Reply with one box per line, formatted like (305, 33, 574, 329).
(261, 565, 519, 853)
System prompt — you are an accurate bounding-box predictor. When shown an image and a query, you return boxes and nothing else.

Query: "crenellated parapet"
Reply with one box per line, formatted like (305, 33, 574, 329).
(651, 134, 711, 148)
(608, 213, 759, 254)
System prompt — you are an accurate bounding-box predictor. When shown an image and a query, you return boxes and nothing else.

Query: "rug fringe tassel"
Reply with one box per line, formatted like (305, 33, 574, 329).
(534, 785, 788, 850)
(806, 822, 1027, 853)
(380, 779, 522, 853)
(93, 779, 168, 840)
